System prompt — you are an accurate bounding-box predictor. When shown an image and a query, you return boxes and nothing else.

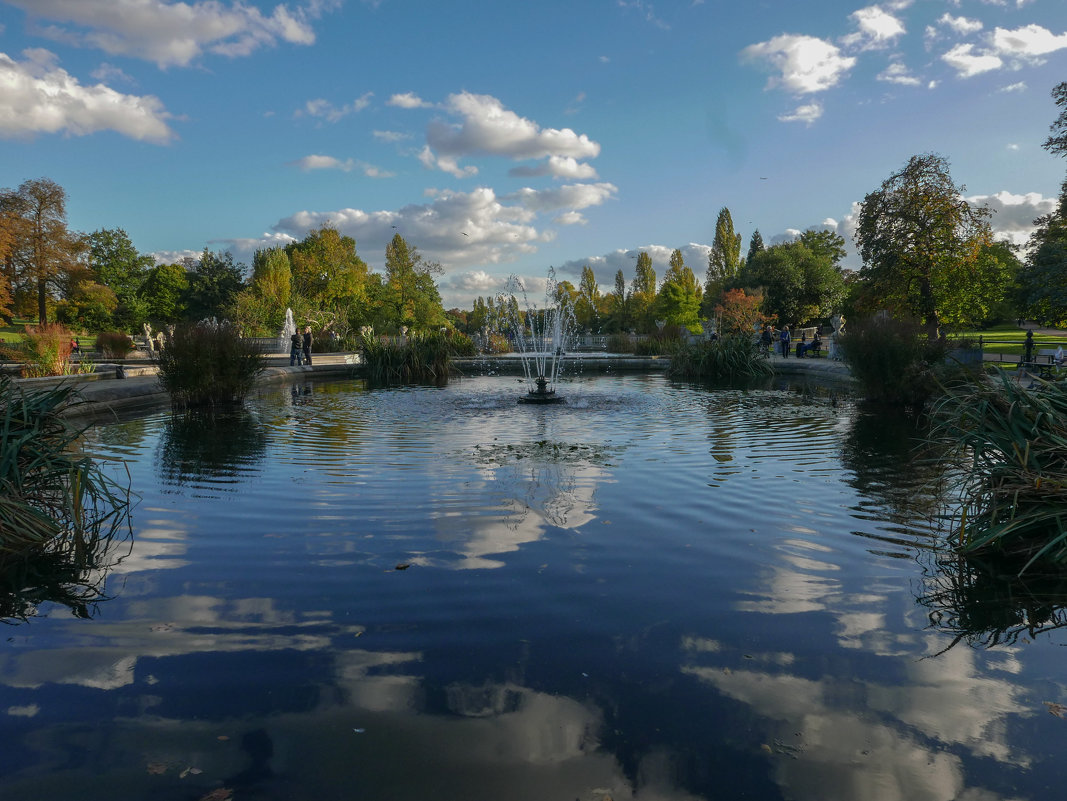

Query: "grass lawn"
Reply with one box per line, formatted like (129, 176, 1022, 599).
(949, 323, 1067, 363)
(1, 319, 91, 349)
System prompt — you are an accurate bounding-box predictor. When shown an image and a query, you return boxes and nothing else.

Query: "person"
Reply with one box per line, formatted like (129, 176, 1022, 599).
(810, 330, 822, 356)
(289, 332, 303, 366)
(760, 325, 773, 354)
(302, 325, 313, 366)
(70, 337, 80, 354)
(779, 325, 791, 357)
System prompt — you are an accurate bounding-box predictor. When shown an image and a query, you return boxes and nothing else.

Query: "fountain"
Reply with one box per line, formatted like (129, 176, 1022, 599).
(279, 307, 296, 354)
(502, 272, 574, 405)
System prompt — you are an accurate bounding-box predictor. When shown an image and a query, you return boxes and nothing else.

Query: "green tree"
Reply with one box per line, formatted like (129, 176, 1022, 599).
(746, 229, 765, 265)
(1043, 81, 1067, 156)
(704, 207, 743, 315)
(603, 268, 629, 333)
(185, 249, 244, 321)
(630, 251, 657, 334)
(575, 265, 601, 332)
(797, 229, 846, 267)
(86, 227, 153, 330)
(286, 224, 370, 318)
(141, 261, 189, 323)
(382, 233, 447, 331)
(856, 154, 992, 339)
(741, 240, 845, 325)
(658, 249, 703, 333)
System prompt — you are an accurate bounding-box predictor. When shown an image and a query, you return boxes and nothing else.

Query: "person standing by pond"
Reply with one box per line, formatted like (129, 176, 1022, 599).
(302, 326, 313, 366)
(289, 332, 303, 366)
(779, 325, 791, 357)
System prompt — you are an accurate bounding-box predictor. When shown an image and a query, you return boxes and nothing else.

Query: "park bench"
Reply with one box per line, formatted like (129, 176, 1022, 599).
(1022, 348, 1063, 380)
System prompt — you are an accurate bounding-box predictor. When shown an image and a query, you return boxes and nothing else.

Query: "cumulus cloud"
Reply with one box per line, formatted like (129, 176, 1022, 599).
(777, 102, 823, 124)
(509, 155, 599, 180)
(992, 24, 1067, 61)
(999, 81, 1026, 92)
(297, 93, 372, 122)
(967, 190, 1057, 247)
(553, 211, 587, 226)
(554, 243, 713, 283)
(877, 62, 921, 86)
(502, 182, 617, 213)
(937, 13, 983, 36)
(373, 129, 411, 142)
(287, 154, 394, 177)
(7, 0, 331, 68)
(841, 5, 906, 51)
(388, 92, 433, 109)
(741, 34, 856, 94)
(941, 43, 1002, 77)
(0, 48, 175, 142)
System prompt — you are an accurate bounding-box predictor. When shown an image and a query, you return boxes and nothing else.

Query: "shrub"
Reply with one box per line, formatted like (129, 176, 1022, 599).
(606, 333, 636, 354)
(929, 370, 1067, 573)
(155, 321, 266, 409)
(484, 332, 511, 354)
(361, 330, 459, 383)
(668, 334, 773, 379)
(95, 331, 135, 359)
(11, 324, 81, 378)
(0, 376, 130, 573)
(839, 316, 967, 408)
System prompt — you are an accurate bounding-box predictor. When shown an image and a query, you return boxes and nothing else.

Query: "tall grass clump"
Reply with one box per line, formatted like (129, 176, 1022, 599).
(839, 316, 967, 408)
(156, 321, 266, 409)
(2, 323, 91, 378)
(929, 370, 1067, 573)
(668, 334, 773, 379)
(361, 330, 465, 383)
(0, 376, 130, 574)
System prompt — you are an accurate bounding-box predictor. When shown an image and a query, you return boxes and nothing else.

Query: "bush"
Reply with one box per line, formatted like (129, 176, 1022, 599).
(361, 330, 462, 383)
(155, 322, 266, 409)
(668, 334, 773, 379)
(95, 331, 135, 359)
(839, 316, 966, 408)
(0, 376, 130, 573)
(631, 328, 684, 356)
(8, 324, 84, 378)
(606, 333, 636, 354)
(484, 332, 511, 354)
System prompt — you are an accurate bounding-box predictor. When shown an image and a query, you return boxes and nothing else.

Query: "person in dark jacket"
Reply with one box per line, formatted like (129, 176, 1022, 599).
(302, 326, 313, 366)
(289, 332, 303, 366)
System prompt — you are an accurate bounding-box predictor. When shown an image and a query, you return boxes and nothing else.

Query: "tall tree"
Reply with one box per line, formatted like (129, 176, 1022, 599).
(746, 229, 765, 265)
(658, 249, 703, 333)
(604, 268, 629, 333)
(86, 227, 154, 330)
(185, 249, 245, 321)
(631, 251, 657, 334)
(1, 178, 85, 324)
(287, 224, 370, 316)
(704, 207, 743, 315)
(856, 154, 992, 338)
(383, 233, 446, 331)
(141, 261, 189, 323)
(1043, 81, 1067, 157)
(741, 241, 845, 325)
(575, 265, 601, 331)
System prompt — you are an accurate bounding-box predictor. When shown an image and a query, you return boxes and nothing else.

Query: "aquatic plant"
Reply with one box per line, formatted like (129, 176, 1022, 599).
(0, 376, 130, 574)
(929, 370, 1067, 572)
(155, 321, 266, 408)
(668, 334, 773, 379)
(360, 329, 466, 383)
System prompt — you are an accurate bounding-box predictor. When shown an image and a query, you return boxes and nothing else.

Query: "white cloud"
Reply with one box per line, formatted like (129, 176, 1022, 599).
(373, 129, 411, 142)
(617, 0, 670, 31)
(553, 211, 587, 226)
(555, 243, 713, 283)
(998, 81, 1026, 93)
(877, 62, 921, 86)
(388, 92, 433, 109)
(941, 43, 1003, 77)
(841, 6, 906, 51)
(90, 61, 134, 84)
(967, 190, 1057, 247)
(502, 182, 617, 213)
(0, 48, 175, 142)
(509, 155, 599, 180)
(297, 93, 372, 122)
(7, 0, 331, 68)
(287, 154, 394, 177)
(1007, 143, 1020, 150)
(741, 34, 856, 94)
(992, 24, 1067, 60)
(778, 102, 823, 124)
(938, 13, 983, 36)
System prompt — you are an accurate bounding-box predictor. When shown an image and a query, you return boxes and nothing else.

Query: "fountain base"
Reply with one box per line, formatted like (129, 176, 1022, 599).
(518, 376, 565, 405)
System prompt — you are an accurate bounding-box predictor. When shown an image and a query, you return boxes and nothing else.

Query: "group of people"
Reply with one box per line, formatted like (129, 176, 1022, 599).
(760, 325, 822, 358)
(289, 325, 313, 366)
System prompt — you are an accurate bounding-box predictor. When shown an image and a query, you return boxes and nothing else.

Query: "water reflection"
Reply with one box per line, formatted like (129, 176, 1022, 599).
(156, 408, 268, 491)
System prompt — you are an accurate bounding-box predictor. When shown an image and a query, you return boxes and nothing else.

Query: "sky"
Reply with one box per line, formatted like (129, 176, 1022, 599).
(0, 0, 1065, 309)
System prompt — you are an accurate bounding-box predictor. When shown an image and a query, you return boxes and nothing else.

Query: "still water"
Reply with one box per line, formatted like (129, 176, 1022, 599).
(2, 374, 1065, 800)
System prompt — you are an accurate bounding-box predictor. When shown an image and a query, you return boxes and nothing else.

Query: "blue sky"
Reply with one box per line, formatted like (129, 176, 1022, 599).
(1, 0, 1064, 308)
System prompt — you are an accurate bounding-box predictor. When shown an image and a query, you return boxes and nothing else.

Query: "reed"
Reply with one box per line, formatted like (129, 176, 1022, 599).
(668, 334, 773, 379)
(929, 370, 1067, 573)
(0, 376, 130, 573)
(155, 322, 266, 409)
(360, 330, 464, 383)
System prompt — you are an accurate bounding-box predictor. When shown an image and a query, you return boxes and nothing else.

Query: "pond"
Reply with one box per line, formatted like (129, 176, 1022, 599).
(2, 373, 1065, 801)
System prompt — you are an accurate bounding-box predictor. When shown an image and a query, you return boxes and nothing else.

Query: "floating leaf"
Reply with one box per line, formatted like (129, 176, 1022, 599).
(146, 762, 167, 775)
(1045, 701, 1067, 719)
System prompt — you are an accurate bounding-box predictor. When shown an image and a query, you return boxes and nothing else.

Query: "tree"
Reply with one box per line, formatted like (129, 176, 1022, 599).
(286, 224, 370, 321)
(630, 251, 657, 334)
(86, 228, 154, 330)
(1, 178, 85, 324)
(856, 154, 992, 339)
(185, 249, 244, 321)
(741, 240, 845, 325)
(715, 288, 769, 334)
(658, 249, 702, 333)
(797, 229, 846, 267)
(746, 229, 765, 265)
(1044, 81, 1067, 157)
(141, 261, 189, 323)
(704, 207, 743, 315)
(575, 265, 601, 331)
(603, 269, 629, 333)
(382, 233, 447, 331)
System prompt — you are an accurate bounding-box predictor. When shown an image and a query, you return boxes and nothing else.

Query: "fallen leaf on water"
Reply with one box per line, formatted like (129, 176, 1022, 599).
(146, 762, 167, 775)
(198, 789, 233, 801)
(180, 767, 203, 779)
(395, 563, 411, 571)
(216, 735, 230, 741)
